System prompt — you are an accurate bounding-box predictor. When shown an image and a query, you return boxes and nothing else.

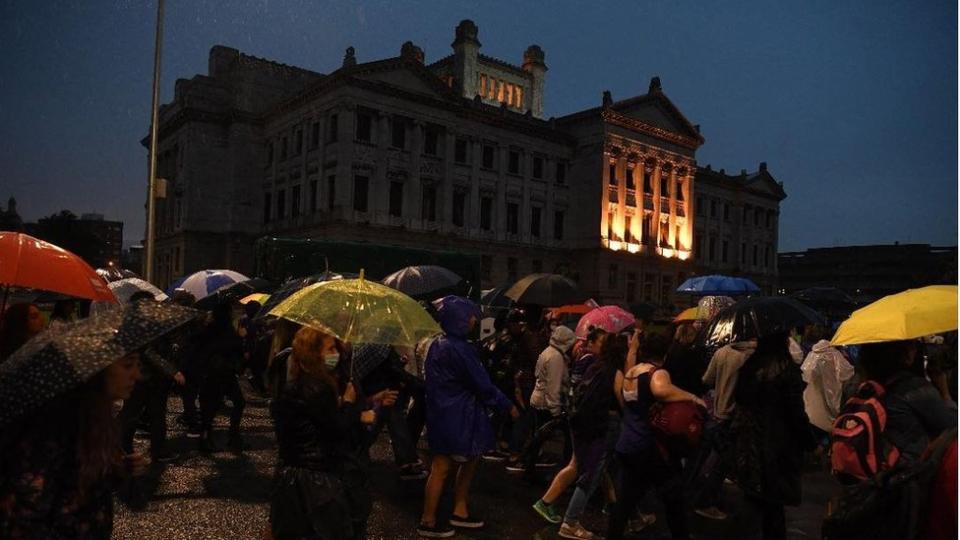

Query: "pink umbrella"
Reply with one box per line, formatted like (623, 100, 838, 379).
(575, 305, 636, 338)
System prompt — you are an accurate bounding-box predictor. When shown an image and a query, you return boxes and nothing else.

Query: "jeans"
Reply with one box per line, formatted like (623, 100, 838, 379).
(366, 392, 418, 466)
(564, 413, 620, 524)
(693, 418, 731, 509)
(608, 448, 689, 540)
(119, 380, 171, 456)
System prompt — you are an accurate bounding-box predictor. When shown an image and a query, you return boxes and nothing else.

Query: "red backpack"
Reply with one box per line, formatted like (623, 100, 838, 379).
(830, 379, 902, 483)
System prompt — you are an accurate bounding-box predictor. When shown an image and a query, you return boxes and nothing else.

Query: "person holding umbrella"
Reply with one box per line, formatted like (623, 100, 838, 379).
(0, 301, 197, 538)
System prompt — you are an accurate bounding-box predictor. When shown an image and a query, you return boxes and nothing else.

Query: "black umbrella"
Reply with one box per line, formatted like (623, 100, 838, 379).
(698, 296, 827, 349)
(255, 271, 357, 319)
(0, 301, 199, 428)
(382, 265, 463, 299)
(504, 273, 588, 307)
(195, 277, 275, 309)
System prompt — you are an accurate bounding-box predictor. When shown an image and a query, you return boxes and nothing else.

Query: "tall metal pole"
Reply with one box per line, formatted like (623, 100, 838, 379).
(145, 0, 164, 283)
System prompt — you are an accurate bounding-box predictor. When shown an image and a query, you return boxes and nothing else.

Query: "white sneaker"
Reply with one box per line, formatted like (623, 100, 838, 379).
(559, 522, 595, 539)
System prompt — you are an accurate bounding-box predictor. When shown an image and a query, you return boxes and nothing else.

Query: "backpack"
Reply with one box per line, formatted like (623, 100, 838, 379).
(830, 379, 902, 483)
(649, 399, 704, 458)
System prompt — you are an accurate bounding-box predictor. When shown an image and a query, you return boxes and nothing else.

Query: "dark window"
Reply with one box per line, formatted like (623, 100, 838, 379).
(710, 199, 717, 218)
(660, 176, 669, 197)
(642, 214, 652, 243)
(767, 211, 773, 229)
(291, 185, 301, 217)
(311, 122, 320, 149)
(675, 225, 682, 249)
(708, 237, 716, 261)
(389, 181, 403, 217)
(391, 118, 406, 149)
(532, 157, 543, 179)
(277, 189, 286, 220)
(506, 202, 519, 234)
(327, 114, 338, 142)
(626, 168, 635, 190)
(507, 257, 518, 282)
(626, 272, 637, 302)
(266, 142, 274, 166)
(723, 203, 730, 221)
(753, 244, 759, 266)
(721, 240, 728, 263)
(660, 221, 670, 247)
(454, 138, 468, 164)
(608, 163, 617, 185)
(754, 211, 760, 227)
(295, 129, 303, 155)
(695, 234, 702, 259)
(554, 210, 564, 240)
(452, 190, 466, 227)
(676, 180, 684, 201)
(532, 259, 543, 273)
(530, 206, 542, 237)
(556, 162, 566, 184)
(263, 192, 271, 223)
(480, 196, 492, 230)
(422, 185, 437, 222)
(743, 206, 750, 225)
(741, 242, 747, 264)
(353, 176, 368, 212)
(280, 137, 288, 160)
(608, 264, 618, 289)
(696, 196, 703, 216)
(310, 180, 318, 213)
(482, 145, 495, 169)
(481, 255, 492, 280)
(607, 212, 614, 241)
(624, 216, 633, 243)
(327, 175, 336, 210)
(765, 245, 771, 267)
(643, 169, 653, 193)
(508, 150, 520, 174)
(356, 111, 372, 142)
(424, 128, 438, 156)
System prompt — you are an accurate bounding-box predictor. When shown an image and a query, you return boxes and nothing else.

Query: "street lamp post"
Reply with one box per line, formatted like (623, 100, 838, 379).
(145, 0, 165, 282)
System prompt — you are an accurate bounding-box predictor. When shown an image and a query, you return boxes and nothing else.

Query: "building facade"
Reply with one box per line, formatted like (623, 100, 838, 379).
(692, 164, 786, 294)
(147, 20, 782, 311)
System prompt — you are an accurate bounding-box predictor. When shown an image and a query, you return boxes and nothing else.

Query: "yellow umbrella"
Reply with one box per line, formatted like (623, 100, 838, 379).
(268, 270, 440, 347)
(240, 293, 270, 305)
(831, 285, 958, 346)
(673, 306, 699, 323)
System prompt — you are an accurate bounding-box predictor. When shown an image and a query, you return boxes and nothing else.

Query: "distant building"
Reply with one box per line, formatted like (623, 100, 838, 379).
(123, 245, 144, 275)
(692, 164, 786, 294)
(778, 244, 957, 303)
(0, 197, 25, 231)
(28, 212, 123, 269)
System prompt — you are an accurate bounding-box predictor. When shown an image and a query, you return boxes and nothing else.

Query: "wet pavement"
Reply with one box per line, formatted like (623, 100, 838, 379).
(115, 387, 836, 539)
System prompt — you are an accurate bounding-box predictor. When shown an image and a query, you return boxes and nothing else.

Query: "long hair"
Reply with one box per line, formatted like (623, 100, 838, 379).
(289, 326, 345, 395)
(0, 303, 40, 361)
(859, 340, 918, 383)
(599, 332, 629, 372)
(743, 331, 792, 382)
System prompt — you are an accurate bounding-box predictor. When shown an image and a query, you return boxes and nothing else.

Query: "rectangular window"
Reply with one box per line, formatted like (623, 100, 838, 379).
(708, 237, 716, 261)
(626, 272, 638, 302)
(643, 169, 653, 194)
(608, 264, 618, 289)
(608, 163, 617, 185)
(660, 176, 669, 197)
(642, 214, 652, 243)
(661, 275, 672, 307)
(766, 211, 773, 229)
(532, 157, 543, 179)
(695, 234, 702, 260)
(454, 138, 468, 164)
(422, 185, 437, 222)
(424, 127, 438, 156)
(696, 196, 704, 216)
(723, 203, 730, 221)
(291, 185, 301, 217)
(391, 118, 406, 149)
(554, 210, 564, 240)
(482, 145, 495, 169)
(353, 176, 368, 212)
(263, 192, 271, 223)
(530, 206, 542, 237)
(507, 257, 518, 282)
(311, 122, 320, 149)
(626, 167, 635, 190)
(266, 142, 274, 166)
(295, 129, 303, 155)
(481, 255, 492, 281)
(452, 190, 466, 227)
(310, 180, 318, 213)
(355, 111, 372, 142)
(280, 137, 288, 160)
(277, 189, 286, 220)
(506, 203, 519, 234)
(389, 181, 403, 217)
(480, 196, 493, 230)
(721, 240, 728, 263)
(754, 211, 760, 227)
(710, 199, 717, 218)
(624, 216, 633, 243)
(676, 180, 684, 201)
(660, 220, 670, 246)
(508, 150, 520, 174)
(743, 206, 750, 225)
(556, 162, 566, 184)
(327, 175, 336, 210)
(741, 242, 747, 264)
(753, 244, 759, 266)
(607, 212, 614, 241)
(327, 114, 338, 142)
(765, 245, 771, 267)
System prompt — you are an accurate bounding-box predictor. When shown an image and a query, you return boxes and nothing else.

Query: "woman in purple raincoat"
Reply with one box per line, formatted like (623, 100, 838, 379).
(418, 296, 518, 538)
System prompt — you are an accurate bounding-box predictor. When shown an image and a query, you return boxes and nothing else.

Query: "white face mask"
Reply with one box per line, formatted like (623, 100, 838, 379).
(323, 353, 340, 369)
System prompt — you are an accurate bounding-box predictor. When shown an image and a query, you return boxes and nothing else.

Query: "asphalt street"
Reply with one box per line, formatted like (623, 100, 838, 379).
(114, 387, 836, 539)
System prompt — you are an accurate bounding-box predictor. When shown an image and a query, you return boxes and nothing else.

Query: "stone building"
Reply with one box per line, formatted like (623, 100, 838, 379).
(692, 164, 786, 294)
(146, 20, 782, 310)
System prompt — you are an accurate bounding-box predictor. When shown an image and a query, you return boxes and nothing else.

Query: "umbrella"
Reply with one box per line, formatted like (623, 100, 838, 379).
(697, 295, 736, 321)
(167, 269, 249, 300)
(96, 267, 139, 283)
(674, 307, 699, 323)
(195, 277, 274, 309)
(0, 232, 116, 312)
(699, 296, 827, 349)
(0, 301, 199, 428)
(548, 304, 593, 318)
(108, 277, 168, 304)
(831, 285, 958, 346)
(240, 293, 270, 305)
(382, 265, 463, 299)
(481, 285, 514, 312)
(575, 305, 636, 338)
(351, 343, 393, 380)
(268, 271, 440, 348)
(505, 274, 587, 307)
(255, 271, 354, 319)
(676, 275, 760, 296)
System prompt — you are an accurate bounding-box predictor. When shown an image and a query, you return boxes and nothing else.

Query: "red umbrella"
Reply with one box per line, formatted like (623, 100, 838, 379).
(0, 232, 116, 311)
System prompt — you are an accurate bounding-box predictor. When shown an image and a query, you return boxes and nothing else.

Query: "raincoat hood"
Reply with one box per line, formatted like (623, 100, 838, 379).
(549, 325, 576, 353)
(435, 296, 481, 339)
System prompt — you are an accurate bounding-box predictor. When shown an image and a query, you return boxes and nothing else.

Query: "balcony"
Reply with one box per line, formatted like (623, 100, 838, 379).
(626, 189, 636, 207)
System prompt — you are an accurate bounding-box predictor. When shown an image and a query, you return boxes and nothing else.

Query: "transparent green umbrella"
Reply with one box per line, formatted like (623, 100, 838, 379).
(268, 271, 440, 347)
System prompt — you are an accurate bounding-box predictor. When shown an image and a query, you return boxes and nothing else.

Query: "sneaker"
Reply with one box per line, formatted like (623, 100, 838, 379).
(559, 522, 595, 539)
(535, 459, 559, 468)
(694, 506, 728, 520)
(417, 522, 455, 538)
(482, 450, 508, 462)
(505, 460, 527, 473)
(450, 514, 484, 529)
(399, 464, 429, 481)
(186, 427, 202, 439)
(532, 499, 562, 524)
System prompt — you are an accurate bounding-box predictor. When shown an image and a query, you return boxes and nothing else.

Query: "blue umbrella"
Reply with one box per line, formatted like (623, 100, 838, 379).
(167, 269, 249, 300)
(676, 275, 760, 296)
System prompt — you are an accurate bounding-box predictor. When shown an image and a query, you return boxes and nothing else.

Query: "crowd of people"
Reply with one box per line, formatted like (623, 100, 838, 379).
(0, 284, 956, 540)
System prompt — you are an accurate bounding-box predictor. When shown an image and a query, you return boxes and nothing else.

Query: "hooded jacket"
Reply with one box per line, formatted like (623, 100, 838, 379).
(424, 297, 513, 456)
(529, 326, 576, 416)
(702, 340, 757, 420)
(801, 339, 854, 432)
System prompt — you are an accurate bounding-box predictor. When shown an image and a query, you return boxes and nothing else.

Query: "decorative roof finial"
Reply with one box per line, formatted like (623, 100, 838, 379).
(342, 46, 356, 68)
(649, 76, 662, 93)
(602, 90, 613, 108)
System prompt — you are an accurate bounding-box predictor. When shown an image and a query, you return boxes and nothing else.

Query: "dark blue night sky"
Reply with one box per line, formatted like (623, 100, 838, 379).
(1, 0, 956, 251)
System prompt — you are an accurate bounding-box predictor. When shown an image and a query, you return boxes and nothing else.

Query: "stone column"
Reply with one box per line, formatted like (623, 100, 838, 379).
(520, 151, 530, 242)
(373, 113, 390, 220)
(496, 144, 507, 240)
(334, 103, 355, 212)
(600, 154, 611, 244)
(442, 130, 456, 227)
(544, 156, 555, 245)
(651, 161, 662, 250)
(667, 165, 678, 251)
(469, 138, 482, 229)
(616, 156, 626, 242)
(408, 121, 423, 220)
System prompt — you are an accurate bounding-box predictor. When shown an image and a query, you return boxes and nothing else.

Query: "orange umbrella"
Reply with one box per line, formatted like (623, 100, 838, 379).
(0, 232, 116, 309)
(673, 306, 699, 323)
(548, 303, 593, 318)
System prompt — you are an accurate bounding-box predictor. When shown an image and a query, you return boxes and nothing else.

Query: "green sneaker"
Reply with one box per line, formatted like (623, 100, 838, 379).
(533, 499, 562, 524)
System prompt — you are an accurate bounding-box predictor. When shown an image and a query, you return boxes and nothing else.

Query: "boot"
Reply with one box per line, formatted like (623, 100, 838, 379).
(199, 430, 219, 453)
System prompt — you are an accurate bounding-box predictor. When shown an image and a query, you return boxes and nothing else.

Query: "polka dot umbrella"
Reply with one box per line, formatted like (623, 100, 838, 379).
(0, 301, 200, 429)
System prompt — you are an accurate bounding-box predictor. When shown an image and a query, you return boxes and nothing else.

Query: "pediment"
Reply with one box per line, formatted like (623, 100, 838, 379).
(350, 61, 453, 99)
(746, 173, 787, 199)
